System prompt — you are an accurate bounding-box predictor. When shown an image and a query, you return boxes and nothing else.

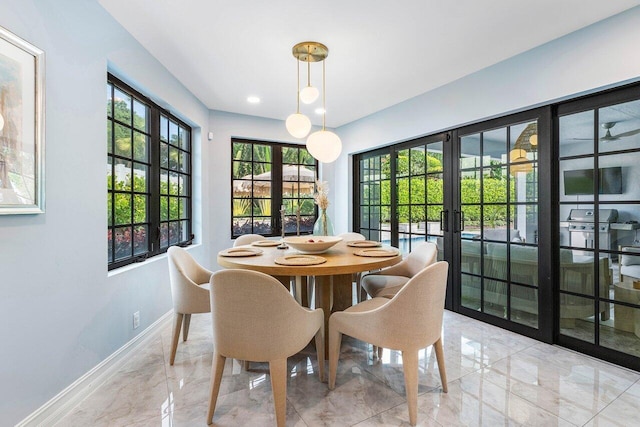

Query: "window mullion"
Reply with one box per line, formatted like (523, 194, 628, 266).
(149, 108, 161, 255)
(272, 146, 283, 235)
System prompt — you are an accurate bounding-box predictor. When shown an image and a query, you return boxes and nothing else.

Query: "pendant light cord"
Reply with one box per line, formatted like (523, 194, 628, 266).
(296, 58, 300, 113)
(307, 44, 311, 88)
(322, 59, 326, 130)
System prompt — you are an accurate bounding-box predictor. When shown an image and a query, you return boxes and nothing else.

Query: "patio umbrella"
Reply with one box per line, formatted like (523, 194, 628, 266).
(233, 165, 316, 196)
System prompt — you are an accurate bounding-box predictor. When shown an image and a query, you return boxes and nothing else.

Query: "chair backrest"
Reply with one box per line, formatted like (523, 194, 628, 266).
(167, 246, 211, 314)
(376, 261, 449, 350)
(402, 242, 438, 277)
(234, 234, 265, 247)
(621, 246, 640, 266)
(210, 269, 322, 361)
(338, 232, 366, 242)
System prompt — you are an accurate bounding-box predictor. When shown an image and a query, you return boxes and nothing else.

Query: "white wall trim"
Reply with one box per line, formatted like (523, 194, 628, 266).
(16, 311, 173, 427)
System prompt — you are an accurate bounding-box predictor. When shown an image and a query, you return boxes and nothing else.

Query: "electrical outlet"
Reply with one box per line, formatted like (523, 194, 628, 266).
(133, 311, 140, 329)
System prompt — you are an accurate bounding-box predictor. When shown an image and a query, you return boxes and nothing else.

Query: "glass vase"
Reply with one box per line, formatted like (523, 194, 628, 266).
(313, 209, 334, 236)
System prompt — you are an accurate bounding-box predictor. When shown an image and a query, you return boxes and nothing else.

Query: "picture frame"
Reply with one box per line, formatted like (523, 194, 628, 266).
(0, 25, 45, 214)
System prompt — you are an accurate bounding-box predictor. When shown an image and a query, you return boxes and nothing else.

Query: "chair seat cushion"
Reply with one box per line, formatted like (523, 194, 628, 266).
(361, 274, 410, 298)
(621, 264, 640, 280)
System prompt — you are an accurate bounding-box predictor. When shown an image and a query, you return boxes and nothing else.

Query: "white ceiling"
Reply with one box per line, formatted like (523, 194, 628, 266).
(99, 0, 640, 129)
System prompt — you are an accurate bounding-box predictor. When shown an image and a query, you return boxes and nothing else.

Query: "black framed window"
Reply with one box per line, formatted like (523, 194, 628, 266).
(107, 74, 192, 270)
(232, 139, 317, 238)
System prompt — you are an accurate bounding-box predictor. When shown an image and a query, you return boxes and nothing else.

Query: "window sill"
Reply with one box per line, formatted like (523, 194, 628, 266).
(107, 243, 202, 278)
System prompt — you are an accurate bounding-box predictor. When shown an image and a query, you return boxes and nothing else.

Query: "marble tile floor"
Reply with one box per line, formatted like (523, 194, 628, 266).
(55, 311, 640, 426)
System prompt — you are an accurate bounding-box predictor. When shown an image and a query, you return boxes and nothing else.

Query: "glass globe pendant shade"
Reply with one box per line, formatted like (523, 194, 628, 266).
(307, 130, 342, 163)
(285, 113, 311, 139)
(299, 86, 319, 104)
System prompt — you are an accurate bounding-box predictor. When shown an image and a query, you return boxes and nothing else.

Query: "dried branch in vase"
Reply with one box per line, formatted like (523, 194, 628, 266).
(314, 180, 330, 210)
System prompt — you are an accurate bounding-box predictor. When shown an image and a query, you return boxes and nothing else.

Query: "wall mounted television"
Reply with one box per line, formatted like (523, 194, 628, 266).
(563, 167, 622, 195)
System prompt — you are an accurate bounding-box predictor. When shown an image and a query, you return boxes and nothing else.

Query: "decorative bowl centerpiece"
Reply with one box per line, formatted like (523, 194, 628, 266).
(282, 235, 342, 254)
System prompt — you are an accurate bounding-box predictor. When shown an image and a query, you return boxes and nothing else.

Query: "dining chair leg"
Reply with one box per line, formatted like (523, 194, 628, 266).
(314, 325, 325, 382)
(372, 345, 384, 359)
(274, 275, 291, 291)
(307, 276, 315, 308)
(402, 350, 419, 426)
(170, 312, 184, 366)
(207, 351, 226, 425)
(182, 313, 191, 342)
(294, 275, 303, 305)
(354, 272, 363, 303)
(301, 276, 310, 307)
(328, 327, 342, 389)
(434, 338, 448, 393)
(269, 358, 288, 427)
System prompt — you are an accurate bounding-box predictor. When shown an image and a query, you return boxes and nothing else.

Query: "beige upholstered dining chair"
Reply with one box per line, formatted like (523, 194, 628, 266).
(234, 232, 295, 298)
(338, 231, 366, 242)
(361, 241, 437, 299)
(328, 261, 449, 426)
(233, 233, 265, 246)
(207, 269, 325, 427)
(167, 246, 213, 365)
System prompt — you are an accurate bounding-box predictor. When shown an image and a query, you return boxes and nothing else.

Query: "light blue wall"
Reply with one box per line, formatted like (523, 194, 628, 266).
(332, 6, 640, 234)
(0, 1, 210, 424)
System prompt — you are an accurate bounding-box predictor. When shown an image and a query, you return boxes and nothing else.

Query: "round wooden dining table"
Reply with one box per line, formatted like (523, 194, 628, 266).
(217, 240, 402, 354)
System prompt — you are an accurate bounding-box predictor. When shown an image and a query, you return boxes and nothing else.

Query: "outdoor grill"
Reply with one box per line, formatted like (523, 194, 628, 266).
(567, 208, 618, 253)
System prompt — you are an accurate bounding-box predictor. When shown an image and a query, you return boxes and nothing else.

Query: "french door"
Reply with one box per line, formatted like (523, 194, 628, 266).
(557, 86, 640, 369)
(452, 108, 552, 341)
(354, 132, 454, 307)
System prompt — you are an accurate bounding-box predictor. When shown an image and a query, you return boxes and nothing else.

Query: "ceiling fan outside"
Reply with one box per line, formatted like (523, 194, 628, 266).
(570, 121, 640, 141)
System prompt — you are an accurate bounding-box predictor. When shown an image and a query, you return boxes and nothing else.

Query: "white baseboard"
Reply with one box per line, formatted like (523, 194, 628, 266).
(16, 311, 173, 427)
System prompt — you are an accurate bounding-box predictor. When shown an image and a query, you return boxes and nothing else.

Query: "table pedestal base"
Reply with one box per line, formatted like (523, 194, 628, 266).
(314, 274, 355, 357)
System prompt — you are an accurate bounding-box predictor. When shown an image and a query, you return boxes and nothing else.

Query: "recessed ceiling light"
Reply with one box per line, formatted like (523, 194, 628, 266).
(247, 96, 260, 104)
(315, 107, 325, 115)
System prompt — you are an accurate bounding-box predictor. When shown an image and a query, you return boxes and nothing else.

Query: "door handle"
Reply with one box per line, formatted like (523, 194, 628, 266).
(440, 210, 449, 232)
(454, 210, 465, 233)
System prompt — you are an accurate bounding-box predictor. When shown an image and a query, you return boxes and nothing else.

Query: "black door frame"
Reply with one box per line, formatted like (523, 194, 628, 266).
(452, 107, 553, 343)
(555, 83, 640, 371)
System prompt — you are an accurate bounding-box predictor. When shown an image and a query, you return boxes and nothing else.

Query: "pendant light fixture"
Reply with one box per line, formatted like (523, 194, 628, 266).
(299, 44, 320, 105)
(509, 122, 537, 174)
(285, 57, 311, 138)
(286, 41, 342, 163)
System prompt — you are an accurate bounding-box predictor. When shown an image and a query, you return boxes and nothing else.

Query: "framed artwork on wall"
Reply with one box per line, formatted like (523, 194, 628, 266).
(0, 25, 45, 214)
